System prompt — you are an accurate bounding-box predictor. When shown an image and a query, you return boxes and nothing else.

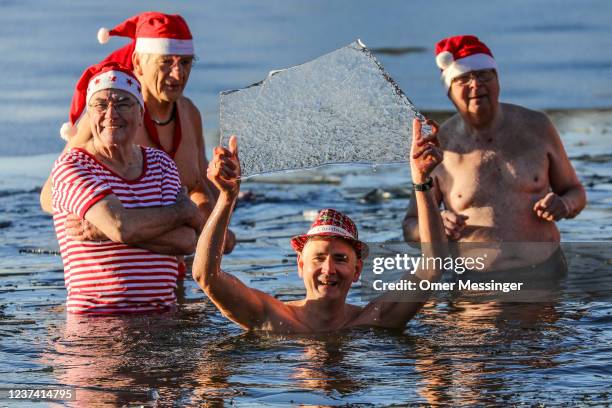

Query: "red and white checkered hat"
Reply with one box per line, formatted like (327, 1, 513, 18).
(97, 11, 194, 57)
(291, 209, 369, 259)
(59, 61, 143, 140)
(435, 35, 497, 90)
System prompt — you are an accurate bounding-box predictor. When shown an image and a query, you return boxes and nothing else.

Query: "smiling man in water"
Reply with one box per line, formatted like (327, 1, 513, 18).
(192, 119, 447, 333)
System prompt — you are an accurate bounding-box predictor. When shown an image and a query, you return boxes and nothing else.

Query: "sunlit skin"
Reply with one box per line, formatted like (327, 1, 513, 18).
(87, 89, 142, 155)
(133, 54, 194, 109)
(448, 69, 500, 129)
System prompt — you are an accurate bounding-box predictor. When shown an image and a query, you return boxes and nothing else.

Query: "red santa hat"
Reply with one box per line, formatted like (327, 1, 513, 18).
(60, 61, 144, 140)
(435, 35, 497, 90)
(99, 42, 136, 71)
(97, 11, 194, 56)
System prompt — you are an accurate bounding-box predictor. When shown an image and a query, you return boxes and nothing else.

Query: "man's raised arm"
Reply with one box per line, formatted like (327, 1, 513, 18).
(192, 136, 285, 330)
(358, 119, 448, 328)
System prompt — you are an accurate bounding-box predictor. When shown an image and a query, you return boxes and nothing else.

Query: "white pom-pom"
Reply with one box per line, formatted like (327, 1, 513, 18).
(436, 51, 454, 69)
(97, 27, 110, 44)
(60, 122, 77, 141)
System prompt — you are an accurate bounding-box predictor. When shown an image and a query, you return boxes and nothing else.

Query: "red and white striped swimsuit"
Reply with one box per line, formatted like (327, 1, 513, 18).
(52, 147, 181, 314)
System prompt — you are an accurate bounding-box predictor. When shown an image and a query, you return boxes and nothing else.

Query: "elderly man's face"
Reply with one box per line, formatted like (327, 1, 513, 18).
(449, 69, 500, 122)
(87, 89, 142, 148)
(297, 237, 362, 302)
(133, 53, 194, 103)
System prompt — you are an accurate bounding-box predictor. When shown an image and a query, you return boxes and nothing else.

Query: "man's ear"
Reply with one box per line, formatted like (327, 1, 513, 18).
(352, 258, 363, 283)
(297, 253, 304, 278)
(132, 53, 143, 76)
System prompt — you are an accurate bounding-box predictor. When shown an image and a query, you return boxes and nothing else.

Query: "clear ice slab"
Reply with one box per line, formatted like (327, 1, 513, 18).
(220, 39, 426, 179)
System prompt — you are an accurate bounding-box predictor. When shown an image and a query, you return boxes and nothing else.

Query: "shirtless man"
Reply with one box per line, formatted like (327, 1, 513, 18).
(403, 35, 586, 270)
(40, 12, 235, 258)
(191, 121, 446, 333)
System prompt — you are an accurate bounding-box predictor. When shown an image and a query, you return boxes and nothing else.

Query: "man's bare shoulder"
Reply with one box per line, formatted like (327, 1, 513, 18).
(438, 113, 462, 135)
(501, 103, 557, 142)
(501, 103, 552, 126)
(178, 96, 202, 118)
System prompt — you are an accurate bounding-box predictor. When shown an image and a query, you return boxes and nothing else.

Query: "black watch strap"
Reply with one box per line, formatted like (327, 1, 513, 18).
(412, 177, 433, 192)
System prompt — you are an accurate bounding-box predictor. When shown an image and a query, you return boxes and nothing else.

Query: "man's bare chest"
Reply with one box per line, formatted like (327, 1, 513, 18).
(438, 146, 550, 209)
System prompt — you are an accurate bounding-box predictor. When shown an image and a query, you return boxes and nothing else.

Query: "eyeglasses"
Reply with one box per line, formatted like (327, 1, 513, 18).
(88, 100, 136, 114)
(452, 69, 496, 86)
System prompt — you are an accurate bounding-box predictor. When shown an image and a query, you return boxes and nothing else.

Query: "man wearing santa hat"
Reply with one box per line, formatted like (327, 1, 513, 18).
(190, 120, 446, 333)
(403, 35, 586, 272)
(41, 12, 235, 271)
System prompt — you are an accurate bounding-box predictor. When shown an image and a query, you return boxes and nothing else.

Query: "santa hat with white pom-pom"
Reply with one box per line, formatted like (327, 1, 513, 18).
(59, 61, 144, 140)
(97, 11, 194, 57)
(435, 35, 497, 91)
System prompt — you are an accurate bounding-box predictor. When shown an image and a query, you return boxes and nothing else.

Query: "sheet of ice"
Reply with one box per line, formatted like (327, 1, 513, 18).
(220, 39, 426, 178)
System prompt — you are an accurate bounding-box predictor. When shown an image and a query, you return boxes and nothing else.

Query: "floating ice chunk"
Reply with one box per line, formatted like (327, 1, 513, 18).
(220, 39, 426, 178)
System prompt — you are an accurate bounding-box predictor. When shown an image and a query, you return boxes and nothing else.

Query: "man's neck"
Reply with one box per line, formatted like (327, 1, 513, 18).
(299, 297, 350, 331)
(143, 92, 174, 121)
(462, 105, 504, 141)
(89, 140, 141, 177)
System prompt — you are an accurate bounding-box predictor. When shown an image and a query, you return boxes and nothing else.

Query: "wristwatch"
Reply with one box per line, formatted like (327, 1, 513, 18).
(412, 177, 433, 192)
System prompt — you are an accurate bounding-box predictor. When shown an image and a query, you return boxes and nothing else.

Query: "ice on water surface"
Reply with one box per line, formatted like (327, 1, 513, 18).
(220, 40, 426, 178)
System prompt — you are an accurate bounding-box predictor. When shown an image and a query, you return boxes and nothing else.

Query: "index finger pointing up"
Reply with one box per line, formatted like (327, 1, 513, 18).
(412, 119, 422, 147)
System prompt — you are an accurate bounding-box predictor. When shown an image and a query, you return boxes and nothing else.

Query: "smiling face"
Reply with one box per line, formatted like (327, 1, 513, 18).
(448, 69, 500, 126)
(297, 237, 363, 302)
(87, 89, 142, 148)
(133, 53, 194, 103)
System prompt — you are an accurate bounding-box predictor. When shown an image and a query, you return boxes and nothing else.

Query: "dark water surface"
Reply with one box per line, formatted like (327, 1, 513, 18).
(1, 110, 611, 406)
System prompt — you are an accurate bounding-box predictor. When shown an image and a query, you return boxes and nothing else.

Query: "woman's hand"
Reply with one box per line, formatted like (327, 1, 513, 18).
(410, 119, 443, 184)
(207, 135, 241, 200)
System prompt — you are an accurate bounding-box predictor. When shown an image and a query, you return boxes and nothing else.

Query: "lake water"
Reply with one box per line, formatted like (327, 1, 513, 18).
(1, 1, 611, 406)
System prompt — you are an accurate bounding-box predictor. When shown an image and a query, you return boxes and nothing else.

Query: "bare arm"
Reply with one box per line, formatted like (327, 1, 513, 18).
(188, 99, 217, 220)
(188, 98, 235, 253)
(358, 119, 448, 328)
(84, 191, 201, 245)
(547, 119, 586, 218)
(192, 137, 286, 330)
(40, 118, 94, 214)
(402, 177, 443, 243)
(65, 213, 197, 255)
(532, 118, 587, 221)
(133, 226, 196, 255)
